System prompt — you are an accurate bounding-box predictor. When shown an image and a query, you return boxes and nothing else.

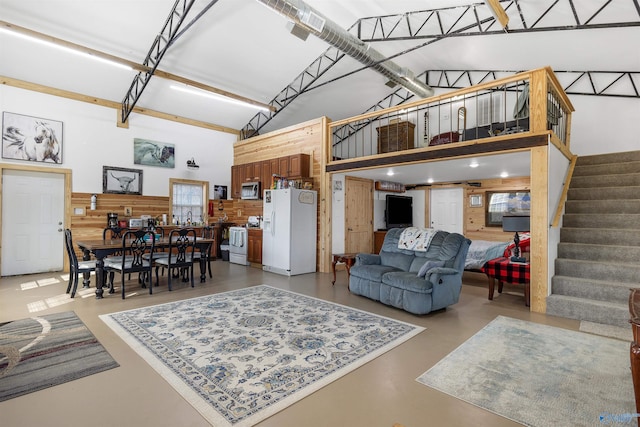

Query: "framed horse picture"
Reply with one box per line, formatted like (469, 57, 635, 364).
(2, 111, 63, 164)
(103, 166, 143, 195)
(133, 138, 175, 168)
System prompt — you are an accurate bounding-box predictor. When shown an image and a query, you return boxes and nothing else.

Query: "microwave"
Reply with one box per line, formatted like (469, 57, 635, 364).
(241, 181, 261, 200)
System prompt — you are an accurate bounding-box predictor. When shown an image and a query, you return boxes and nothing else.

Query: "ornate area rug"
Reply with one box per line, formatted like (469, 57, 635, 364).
(100, 285, 424, 427)
(0, 311, 119, 401)
(417, 315, 634, 427)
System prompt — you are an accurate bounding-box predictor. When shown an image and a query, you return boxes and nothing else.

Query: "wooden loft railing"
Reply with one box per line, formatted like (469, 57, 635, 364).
(326, 67, 575, 172)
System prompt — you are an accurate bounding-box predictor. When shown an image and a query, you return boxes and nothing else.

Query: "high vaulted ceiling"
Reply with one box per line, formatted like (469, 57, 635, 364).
(1, 0, 639, 183)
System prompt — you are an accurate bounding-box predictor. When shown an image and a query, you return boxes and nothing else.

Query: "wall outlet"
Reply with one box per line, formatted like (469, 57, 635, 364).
(124, 207, 132, 216)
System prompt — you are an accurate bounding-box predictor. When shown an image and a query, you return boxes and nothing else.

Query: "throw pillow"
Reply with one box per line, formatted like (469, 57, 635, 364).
(417, 260, 445, 278)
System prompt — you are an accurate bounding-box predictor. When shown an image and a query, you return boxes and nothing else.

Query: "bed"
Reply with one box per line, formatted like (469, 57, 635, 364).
(464, 234, 531, 271)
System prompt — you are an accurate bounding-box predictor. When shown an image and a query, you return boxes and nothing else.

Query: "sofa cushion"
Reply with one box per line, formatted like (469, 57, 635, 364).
(379, 251, 414, 272)
(350, 264, 400, 282)
(416, 259, 446, 278)
(382, 271, 434, 294)
(436, 232, 467, 267)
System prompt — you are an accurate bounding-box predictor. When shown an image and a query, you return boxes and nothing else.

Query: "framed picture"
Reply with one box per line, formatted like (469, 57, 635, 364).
(2, 111, 63, 163)
(213, 185, 227, 200)
(485, 191, 531, 227)
(133, 138, 175, 168)
(103, 166, 143, 195)
(469, 194, 483, 207)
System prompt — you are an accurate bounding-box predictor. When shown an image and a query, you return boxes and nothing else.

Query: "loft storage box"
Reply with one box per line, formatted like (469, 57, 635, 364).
(377, 121, 415, 153)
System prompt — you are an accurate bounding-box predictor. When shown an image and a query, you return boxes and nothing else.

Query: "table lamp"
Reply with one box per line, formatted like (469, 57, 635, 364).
(502, 215, 530, 263)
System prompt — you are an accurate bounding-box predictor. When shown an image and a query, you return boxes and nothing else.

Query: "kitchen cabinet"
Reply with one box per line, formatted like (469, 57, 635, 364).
(261, 160, 273, 192)
(247, 228, 263, 264)
(376, 121, 415, 154)
(231, 165, 242, 198)
(278, 154, 310, 178)
(231, 154, 311, 198)
(287, 153, 310, 178)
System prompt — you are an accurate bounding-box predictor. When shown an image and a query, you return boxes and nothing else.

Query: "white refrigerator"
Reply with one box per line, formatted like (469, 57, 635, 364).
(262, 188, 317, 276)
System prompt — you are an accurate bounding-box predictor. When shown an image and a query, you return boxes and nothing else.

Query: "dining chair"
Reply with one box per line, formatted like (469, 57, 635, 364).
(64, 229, 97, 298)
(154, 228, 196, 291)
(193, 226, 214, 279)
(104, 230, 155, 299)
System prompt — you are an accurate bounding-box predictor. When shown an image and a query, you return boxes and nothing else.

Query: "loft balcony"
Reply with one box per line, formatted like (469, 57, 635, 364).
(326, 67, 574, 174)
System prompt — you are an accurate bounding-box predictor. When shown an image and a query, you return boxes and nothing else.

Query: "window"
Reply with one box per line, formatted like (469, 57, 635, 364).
(169, 178, 208, 225)
(485, 191, 530, 227)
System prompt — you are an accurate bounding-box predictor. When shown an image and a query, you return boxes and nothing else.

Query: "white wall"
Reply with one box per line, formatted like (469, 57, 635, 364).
(0, 85, 236, 198)
(568, 95, 639, 156)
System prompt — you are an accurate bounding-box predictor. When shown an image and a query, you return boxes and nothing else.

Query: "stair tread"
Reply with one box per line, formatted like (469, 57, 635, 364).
(547, 294, 627, 308)
(553, 275, 638, 287)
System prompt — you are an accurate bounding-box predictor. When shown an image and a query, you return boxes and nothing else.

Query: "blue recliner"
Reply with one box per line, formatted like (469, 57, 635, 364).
(349, 228, 471, 315)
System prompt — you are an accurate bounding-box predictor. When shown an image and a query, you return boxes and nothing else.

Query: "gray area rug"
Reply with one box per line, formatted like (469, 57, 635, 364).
(101, 285, 424, 427)
(417, 315, 635, 427)
(0, 311, 119, 401)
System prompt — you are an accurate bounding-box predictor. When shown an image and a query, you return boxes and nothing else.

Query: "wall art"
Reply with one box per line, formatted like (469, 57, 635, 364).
(133, 138, 175, 168)
(103, 166, 143, 195)
(2, 111, 63, 163)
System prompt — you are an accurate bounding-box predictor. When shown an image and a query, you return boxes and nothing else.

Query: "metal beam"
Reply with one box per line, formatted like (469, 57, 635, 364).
(121, 0, 197, 124)
(242, 0, 640, 138)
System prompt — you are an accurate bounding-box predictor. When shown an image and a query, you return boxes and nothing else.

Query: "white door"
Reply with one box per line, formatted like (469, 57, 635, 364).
(430, 188, 463, 234)
(1, 169, 65, 276)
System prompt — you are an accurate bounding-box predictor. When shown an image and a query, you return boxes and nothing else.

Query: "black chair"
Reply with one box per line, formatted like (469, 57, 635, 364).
(154, 228, 196, 291)
(103, 226, 128, 240)
(64, 229, 96, 298)
(193, 226, 214, 279)
(104, 230, 155, 299)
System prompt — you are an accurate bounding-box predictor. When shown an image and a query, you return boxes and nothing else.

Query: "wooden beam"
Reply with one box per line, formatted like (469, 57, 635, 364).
(0, 20, 276, 113)
(530, 145, 548, 313)
(485, 0, 509, 29)
(1, 75, 240, 136)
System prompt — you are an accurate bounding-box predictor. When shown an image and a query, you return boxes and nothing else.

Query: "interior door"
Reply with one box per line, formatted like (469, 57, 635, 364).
(430, 187, 463, 234)
(1, 169, 65, 275)
(345, 176, 373, 254)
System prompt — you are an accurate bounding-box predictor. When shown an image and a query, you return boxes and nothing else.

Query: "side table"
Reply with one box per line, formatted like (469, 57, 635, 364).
(331, 253, 357, 285)
(482, 257, 530, 307)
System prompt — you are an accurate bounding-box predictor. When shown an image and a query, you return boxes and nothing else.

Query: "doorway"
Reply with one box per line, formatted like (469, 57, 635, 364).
(344, 176, 373, 254)
(429, 187, 463, 234)
(1, 165, 70, 276)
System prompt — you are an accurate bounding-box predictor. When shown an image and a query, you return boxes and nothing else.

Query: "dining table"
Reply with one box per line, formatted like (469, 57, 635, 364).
(76, 237, 214, 299)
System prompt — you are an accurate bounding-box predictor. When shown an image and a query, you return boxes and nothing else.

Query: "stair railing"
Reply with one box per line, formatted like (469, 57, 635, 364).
(551, 154, 578, 227)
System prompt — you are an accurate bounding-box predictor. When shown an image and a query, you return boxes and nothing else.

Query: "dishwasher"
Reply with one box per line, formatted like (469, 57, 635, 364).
(228, 226, 249, 265)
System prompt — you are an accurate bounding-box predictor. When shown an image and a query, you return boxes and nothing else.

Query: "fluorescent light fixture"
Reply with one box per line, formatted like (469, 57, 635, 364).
(170, 84, 270, 112)
(0, 27, 132, 71)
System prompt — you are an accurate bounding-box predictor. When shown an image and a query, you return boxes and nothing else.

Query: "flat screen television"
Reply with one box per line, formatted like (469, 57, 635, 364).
(385, 194, 413, 229)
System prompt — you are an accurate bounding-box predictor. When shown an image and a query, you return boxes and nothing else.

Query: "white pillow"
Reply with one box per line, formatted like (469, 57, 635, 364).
(417, 260, 445, 278)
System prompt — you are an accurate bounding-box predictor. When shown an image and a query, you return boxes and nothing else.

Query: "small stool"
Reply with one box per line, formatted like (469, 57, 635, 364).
(331, 253, 357, 285)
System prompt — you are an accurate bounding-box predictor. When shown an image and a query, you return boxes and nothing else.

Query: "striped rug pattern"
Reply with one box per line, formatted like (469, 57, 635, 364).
(0, 311, 119, 401)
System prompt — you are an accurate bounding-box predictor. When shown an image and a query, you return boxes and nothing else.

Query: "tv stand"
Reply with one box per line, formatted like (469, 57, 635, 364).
(374, 230, 388, 254)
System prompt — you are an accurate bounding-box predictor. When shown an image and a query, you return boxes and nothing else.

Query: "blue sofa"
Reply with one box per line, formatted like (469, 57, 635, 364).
(348, 228, 471, 315)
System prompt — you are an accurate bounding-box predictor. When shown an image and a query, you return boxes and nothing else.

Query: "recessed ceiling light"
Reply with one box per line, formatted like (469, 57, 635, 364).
(386, 170, 395, 176)
(500, 172, 509, 178)
(427, 178, 434, 184)
(469, 161, 479, 168)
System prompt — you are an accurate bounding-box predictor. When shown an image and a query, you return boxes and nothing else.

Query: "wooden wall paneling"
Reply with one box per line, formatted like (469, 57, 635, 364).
(530, 146, 549, 314)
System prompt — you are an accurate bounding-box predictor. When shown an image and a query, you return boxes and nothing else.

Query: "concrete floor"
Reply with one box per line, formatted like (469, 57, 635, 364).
(0, 262, 578, 427)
